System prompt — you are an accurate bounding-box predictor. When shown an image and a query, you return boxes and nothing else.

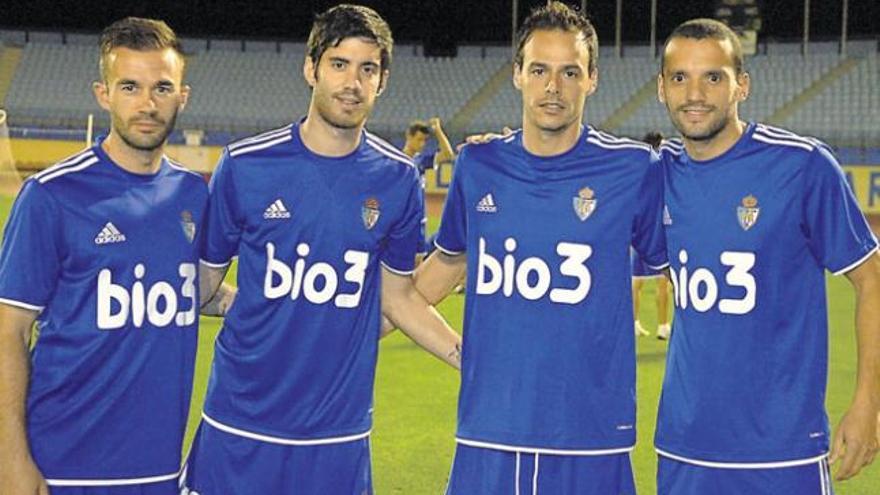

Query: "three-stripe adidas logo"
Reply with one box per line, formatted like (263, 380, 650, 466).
(476, 193, 497, 213)
(264, 199, 292, 219)
(94, 222, 126, 245)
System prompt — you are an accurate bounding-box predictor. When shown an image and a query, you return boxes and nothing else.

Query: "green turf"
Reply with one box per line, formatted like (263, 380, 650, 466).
(0, 194, 876, 493)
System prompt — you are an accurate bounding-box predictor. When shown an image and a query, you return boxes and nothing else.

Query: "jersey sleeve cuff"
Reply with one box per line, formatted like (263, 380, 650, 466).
(380, 261, 414, 276)
(831, 245, 879, 276)
(647, 261, 670, 271)
(434, 238, 465, 256)
(200, 258, 232, 269)
(0, 297, 45, 312)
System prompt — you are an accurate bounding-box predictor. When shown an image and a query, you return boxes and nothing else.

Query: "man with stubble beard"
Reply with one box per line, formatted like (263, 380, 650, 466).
(182, 5, 461, 495)
(0, 17, 210, 495)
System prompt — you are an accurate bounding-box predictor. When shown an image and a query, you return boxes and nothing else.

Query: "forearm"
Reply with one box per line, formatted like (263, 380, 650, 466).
(0, 328, 35, 466)
(852, 281, 880, 409)
(199, 263, 230, 307)
(430, 118, 456, 164)
(201, 283, 237, 316)
(384, 292, 461, 369)
(413, 252, 466, 305)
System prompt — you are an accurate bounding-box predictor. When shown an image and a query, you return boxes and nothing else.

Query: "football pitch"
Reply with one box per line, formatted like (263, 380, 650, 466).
(0, 197, 876, 494)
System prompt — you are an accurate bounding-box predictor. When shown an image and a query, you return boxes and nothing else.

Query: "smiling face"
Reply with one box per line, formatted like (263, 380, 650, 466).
(304, 36, 386, 130)
(94, 47, 188, 152)
(514, 28, 597, 137)
(658, 36, 749, 146)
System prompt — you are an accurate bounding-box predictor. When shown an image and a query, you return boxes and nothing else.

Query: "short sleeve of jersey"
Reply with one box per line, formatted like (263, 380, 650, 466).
(434, 149, 468, 255)
(416, 151, 436, 175)
(0, 180, 62, 310)
(202, 150, 243, 266)
(381, 167, 424, 274)
(632, 152, 668, 269)
(801, 147, 878, 275)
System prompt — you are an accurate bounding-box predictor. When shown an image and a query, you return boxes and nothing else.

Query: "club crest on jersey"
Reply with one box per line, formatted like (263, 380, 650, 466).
(737, 195, 760, 231)
(362, 197, 380, 230)
(573, 187, 597, 221)
(180, 210, 196, 243)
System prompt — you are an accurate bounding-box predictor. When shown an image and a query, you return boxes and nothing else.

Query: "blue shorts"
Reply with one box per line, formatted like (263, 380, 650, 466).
(657, 455, 833, 495)
(181, 420, 372, 495)
(631, 250, 662, 278)
(446, 444, 636, 495)
(48, 480, 178, 495)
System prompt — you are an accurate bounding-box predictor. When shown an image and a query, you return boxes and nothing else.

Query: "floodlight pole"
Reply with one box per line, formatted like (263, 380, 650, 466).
(802, 0, 810, 57)
(512, 0, 518, 53)
(615, 0, 623, 58)
(841, 0, 848, 56)
(650, 0, 658, 58)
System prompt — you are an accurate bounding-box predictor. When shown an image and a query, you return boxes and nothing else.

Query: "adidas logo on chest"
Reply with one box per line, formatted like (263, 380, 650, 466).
(95, 222, 126, 245)
(264, 199, 292, 219)
(476, 193, 498, 213)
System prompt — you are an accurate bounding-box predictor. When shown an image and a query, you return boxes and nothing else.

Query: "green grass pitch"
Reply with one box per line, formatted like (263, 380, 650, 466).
(0, 197, 875, 493)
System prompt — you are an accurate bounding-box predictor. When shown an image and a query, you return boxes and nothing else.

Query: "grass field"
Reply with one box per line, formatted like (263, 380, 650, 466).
(0, 196, 877, 494)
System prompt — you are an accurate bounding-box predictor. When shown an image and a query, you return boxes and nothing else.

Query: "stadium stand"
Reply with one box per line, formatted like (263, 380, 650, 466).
(1, 33, 877, 147)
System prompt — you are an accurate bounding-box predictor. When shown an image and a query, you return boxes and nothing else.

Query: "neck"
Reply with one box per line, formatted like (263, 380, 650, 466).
(683, 119, 745, 162)
(521, 120, 582, 157)
(101, 132, 164, 174)
(300, 111, 363, 157)
(402, 144, 416, 157)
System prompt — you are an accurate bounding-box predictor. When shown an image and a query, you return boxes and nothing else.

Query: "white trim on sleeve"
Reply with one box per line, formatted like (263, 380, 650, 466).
(831, 245, 878, 276)
(0, 297, 44, 312)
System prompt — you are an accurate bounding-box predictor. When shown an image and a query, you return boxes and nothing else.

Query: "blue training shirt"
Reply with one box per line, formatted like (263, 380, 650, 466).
(200, 122, 423, 442)
(0, 142, 206, 485)
(435, 127, 667, 453)
(655, 123, 879, 466)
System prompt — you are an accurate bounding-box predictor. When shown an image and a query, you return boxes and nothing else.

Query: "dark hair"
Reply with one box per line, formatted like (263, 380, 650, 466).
(661, 18, 745, 75)
(307, 4, 393, 78)
(642, 131, 664, 149)
(514, 1, 598, 74)
(99, 17, 184, 81)
(407, 120, 430, 136)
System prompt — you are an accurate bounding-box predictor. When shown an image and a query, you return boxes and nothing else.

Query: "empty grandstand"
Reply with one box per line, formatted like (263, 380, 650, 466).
(1, 30, 877, 149)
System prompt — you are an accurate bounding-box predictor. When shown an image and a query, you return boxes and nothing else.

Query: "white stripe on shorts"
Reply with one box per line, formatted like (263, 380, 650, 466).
(532, 453, 540, 495)
(515, 452, 521, 495)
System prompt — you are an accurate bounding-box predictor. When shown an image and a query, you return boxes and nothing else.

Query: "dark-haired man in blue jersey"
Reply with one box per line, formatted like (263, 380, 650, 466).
(414, 2, 667, 494)
(654, 18, 880, 495)
(181, 4, 461, 495)
(0, 17, 215, 495)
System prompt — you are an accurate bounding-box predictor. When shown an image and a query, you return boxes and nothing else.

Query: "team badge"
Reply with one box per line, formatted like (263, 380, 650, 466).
(737, 195, 760, 231)
(573, 186, 597, 221)
(362, 197, 380, 230)
(180, 210, 196, 243)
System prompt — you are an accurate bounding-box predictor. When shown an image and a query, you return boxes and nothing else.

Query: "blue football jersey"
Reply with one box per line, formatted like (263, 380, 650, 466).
(0, 143, 206, 484)
(200, 122, 423, 442)
(435, 127, 667, 452)
(655, 123, 879, 465)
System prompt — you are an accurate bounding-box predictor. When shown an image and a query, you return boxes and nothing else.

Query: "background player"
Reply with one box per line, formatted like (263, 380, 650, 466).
(414, 3, 667, 493)
(182, 5, 462, 495)
(655, 18, 880, 495)
(0, 18, 207, 494)
(402, 117, 456, 257)
(632, 130, 672, 339)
